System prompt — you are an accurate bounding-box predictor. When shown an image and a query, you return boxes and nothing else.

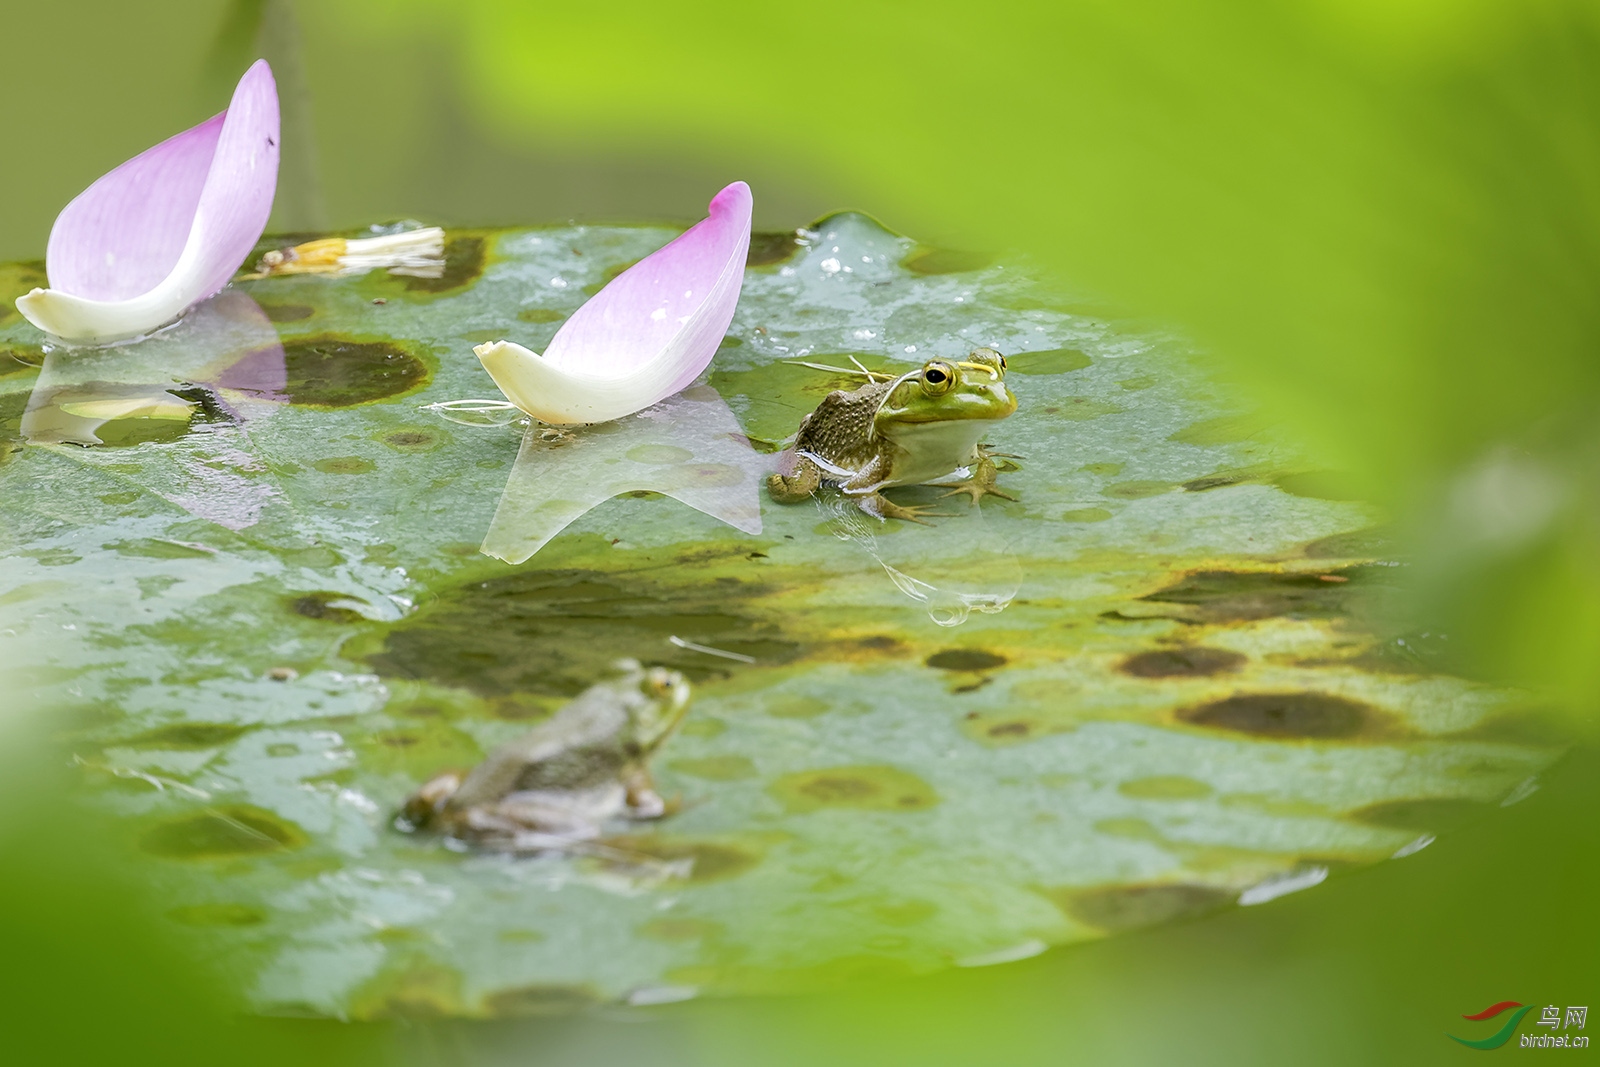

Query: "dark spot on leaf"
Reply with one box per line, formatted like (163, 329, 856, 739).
(280, 335, 430, 407)
(1178, 692, 1377, 739)
(1103, 480, 1173, 499)
(140, 805, 305, 859)
(128, 722, 249, 749)
(312, 456, 376, 474)
(481, 984, 598, 1018)
(516, 307, 564, 324)
(856, 635, 902, 652)
(1139, 567, 1390, 624)
(290, 591, 371, 624)
(1181, 465, 1275, 492)
(902, 246, 991, 275)
(368, 560, 798, 698)
(258, 303, 314, 322)
(1050, 883, 1233, 932)
(987, 721, 1031, 738)
(405, 235, 487, 294)
(747, 231, 804, 267)
(1350, 797, 1494, 832)
(1120, 647, 1246, 678)
(771, 765, 938, 812)
(925, 648, 1007, 671)
(380, 428, 441, 450)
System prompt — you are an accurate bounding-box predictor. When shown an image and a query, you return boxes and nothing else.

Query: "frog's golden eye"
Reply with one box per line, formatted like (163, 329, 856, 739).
(922, 361, 954, 394)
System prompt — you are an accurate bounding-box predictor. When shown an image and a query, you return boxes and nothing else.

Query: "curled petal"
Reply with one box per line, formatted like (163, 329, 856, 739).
(15, 60, 280, 344)
(476, 181, 752, 424)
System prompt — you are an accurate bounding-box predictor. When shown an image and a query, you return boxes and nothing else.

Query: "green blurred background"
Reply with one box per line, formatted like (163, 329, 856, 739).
(1, 0, 1595, 1063)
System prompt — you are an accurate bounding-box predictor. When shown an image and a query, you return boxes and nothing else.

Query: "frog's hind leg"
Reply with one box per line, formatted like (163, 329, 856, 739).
(854, 491, 953, 526)
(766, 454, 824, 504)
(937, 453, 1017, 506)
(841, 455, 953, 524)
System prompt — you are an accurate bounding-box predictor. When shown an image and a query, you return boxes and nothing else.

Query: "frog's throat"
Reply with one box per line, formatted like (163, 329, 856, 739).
(877, 418, 1007, 487)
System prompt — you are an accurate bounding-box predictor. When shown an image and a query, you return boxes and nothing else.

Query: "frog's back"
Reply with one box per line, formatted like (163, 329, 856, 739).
(448, 695, 628, 807)
(794, 381, 889, 467)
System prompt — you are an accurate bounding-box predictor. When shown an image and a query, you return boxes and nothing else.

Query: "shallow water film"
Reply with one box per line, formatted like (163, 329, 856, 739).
(0, 216, 1565, 1019)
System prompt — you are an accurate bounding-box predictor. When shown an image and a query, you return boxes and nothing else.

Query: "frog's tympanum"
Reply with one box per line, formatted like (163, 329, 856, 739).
(767, 348, 1018, 523)
(400, 660, 691, 850)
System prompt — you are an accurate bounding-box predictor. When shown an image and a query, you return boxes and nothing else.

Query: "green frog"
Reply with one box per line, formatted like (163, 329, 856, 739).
(766, 348, 1019, 523)
(400, 660, 691, 851)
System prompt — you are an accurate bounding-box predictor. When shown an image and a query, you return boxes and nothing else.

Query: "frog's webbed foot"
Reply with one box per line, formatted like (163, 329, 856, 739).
(765, 455, 823, 504)
(937, 480, 1017, 506)
(937, 455, 1017, 506)
(855, 492, 954, 526)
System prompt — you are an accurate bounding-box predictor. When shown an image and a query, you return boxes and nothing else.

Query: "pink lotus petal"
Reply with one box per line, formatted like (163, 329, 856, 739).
(15, 61, 280, 344)
(476, 181, 752, 424)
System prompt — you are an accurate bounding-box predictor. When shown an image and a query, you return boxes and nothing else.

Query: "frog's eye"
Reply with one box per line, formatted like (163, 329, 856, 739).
(922, 361, 954, 394)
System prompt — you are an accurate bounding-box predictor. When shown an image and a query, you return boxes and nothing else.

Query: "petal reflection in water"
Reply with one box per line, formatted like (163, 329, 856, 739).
(820, 489, 1021, 626)
(19, 290, 286, 530)
(481, 384, 765, 564)
(23, 289, 286, 444)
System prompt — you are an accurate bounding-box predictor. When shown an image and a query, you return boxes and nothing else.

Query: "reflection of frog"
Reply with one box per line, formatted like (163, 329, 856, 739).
(766, 348, 1018, 523)
(400, 660, 690, 850)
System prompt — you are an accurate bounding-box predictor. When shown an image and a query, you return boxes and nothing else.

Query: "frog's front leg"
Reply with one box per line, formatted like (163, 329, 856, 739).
(937, 452, 1017, 506)
(766, 454, 823, 504)
(622, 764, 667, 819)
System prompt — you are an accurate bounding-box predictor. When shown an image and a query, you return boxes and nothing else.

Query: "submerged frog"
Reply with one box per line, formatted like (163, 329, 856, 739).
(766, 347, 1019, 523)
(400, 660, 691, 851)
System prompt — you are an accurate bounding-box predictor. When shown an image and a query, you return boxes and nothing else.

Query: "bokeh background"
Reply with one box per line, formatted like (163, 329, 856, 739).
(1, 1, 1595, 1063)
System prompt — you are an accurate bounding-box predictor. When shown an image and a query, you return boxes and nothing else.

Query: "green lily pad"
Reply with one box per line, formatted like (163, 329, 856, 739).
(0, 213, 1564, 1017)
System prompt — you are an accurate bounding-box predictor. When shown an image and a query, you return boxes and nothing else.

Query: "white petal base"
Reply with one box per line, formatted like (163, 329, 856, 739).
(16, 280, 196, 346)
(476, 340, 693, 426)
(480, 385, 765, 564)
